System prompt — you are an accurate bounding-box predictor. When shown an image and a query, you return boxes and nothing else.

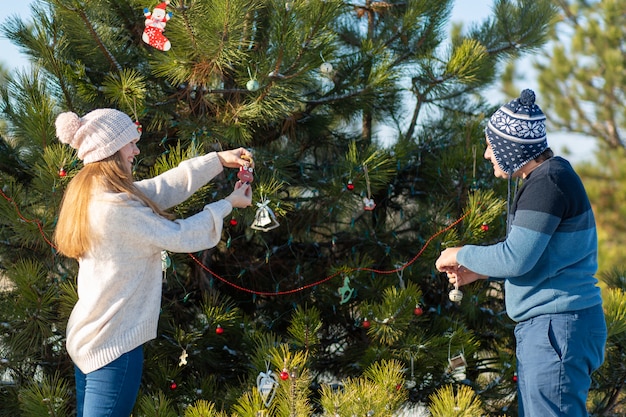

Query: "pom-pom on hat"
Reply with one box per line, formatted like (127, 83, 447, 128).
(485, 89, 548, 174)
(55, 109, 141, 164)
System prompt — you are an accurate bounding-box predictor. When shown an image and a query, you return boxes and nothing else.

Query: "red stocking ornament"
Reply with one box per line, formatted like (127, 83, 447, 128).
(143, 1, 172, 51)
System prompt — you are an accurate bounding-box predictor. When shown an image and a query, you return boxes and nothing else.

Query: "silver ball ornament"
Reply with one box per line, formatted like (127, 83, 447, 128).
(320, 62, 333, 75)
(449, 288, 463, 302)
(246, 79, 260, 92)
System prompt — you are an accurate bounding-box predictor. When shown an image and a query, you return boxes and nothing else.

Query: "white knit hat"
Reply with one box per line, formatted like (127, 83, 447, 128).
(55, 108, 141, 164)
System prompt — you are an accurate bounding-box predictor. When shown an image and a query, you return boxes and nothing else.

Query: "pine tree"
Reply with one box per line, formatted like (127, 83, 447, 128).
(530, 0, 626, 150)
(513, 0, 626, 277)
(3, 1, 621, 416)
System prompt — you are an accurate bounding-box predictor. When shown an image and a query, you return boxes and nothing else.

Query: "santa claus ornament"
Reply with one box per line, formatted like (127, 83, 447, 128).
(143, 1, 173, 51)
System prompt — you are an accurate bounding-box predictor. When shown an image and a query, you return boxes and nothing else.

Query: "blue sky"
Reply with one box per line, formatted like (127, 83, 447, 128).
(0, 0, 596, 162)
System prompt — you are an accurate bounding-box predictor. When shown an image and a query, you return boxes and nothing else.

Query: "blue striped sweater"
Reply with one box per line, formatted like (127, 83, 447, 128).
(457, 156, 603, 322)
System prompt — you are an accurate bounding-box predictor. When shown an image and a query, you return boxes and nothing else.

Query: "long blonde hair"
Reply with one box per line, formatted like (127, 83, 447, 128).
(54, 152, 173, 259)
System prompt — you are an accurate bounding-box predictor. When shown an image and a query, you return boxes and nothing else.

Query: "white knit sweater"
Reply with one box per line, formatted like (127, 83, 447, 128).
(66, 153, 232, 373)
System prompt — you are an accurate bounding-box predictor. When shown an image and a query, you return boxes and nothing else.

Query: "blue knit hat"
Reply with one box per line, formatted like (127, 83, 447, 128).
(485, 89, 547, 174)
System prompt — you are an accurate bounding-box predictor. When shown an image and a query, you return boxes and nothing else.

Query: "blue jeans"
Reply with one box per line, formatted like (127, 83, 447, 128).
(75, 346, 143, 417)
(514, 304, 606, 417)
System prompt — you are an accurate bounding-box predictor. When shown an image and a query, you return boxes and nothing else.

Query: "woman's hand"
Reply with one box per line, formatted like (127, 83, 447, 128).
(225, 181, 252, 208)
(217, 148, 254, 169)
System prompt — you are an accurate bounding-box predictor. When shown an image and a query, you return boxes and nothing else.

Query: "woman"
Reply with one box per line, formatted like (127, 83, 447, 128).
(53, 108, 253, 416)
(435, 90, 606, 416)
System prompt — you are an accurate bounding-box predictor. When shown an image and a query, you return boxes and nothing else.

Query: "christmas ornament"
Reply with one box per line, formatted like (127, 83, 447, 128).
(395, 263, 406, 289)
(237, 165, 254, 183)
(229, 218, 238, 226)
(413, 305, 423, 316)
(256, 365, 279, 407)
(362, 318, 370, 328)
(178, 349, 188, 366)
(448, 352, 467, 371)
(362, 164, 376, 211)
(363, 197, 376, 211)
(135, 121, 142, 134)
(449, 285, 463, 302)
(237, 155, 254, 183)
(512, 372, 518, 383)
(320, 62, 334, 75)
(59, 167, 67, 177)
(161, 250, 171, 276)
(480, 222, 489, 231)
(251, 199, 280, 231)
(215, 324, 224, 335)
(169, 380, 178, 390)
(279, 369, 289, 380)
(142, 1, 172, 51)
(346, 180, 354, 191)
(338, 275, 354, 304)
(405, 354, 416, 389)
(246, 79, 260, 92)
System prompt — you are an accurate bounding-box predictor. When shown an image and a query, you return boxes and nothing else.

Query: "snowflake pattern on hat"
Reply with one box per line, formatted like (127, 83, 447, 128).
(486, 89, 548, 174)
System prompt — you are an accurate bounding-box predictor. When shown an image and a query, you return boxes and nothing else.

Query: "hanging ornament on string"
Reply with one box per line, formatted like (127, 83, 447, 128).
(449, 283, 463, 303)
(256, 361, 279, 407)
(237, 155, 254, 183)
(320, 62, 333, 76)
(413, 304, 423, 316)
(346, 180, 355, 191)
(58, 157, 68, 178)
(338, 275, 355, 305)
(251, 198, 280, 231)
(395, 263, 406, 289)
(448, 339, 468, 382)
(319, 52, 334, 77)
(178, 349, 188, 367)
(362, 164, 376, 211)
(161, 250, 171, 282)
(246, 67, 260, 92)
(142, 1, 173, 51)
(405, 353, 416, 389)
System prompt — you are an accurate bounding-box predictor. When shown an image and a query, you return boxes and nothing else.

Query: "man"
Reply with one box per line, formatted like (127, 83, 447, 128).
(435, 89, 606, 416)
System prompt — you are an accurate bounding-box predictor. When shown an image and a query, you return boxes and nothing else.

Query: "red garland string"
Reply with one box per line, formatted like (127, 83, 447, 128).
(189, 211, 469, 296)
(0, 187, 468, 296)
(0, 187, 57, 250)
